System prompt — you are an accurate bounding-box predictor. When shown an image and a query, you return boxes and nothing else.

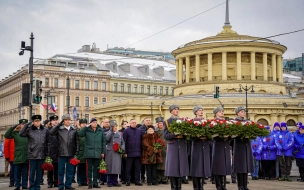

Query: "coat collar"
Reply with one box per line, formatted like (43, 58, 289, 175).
(59, 125, 76, 130)
(31, 124, 45, 130)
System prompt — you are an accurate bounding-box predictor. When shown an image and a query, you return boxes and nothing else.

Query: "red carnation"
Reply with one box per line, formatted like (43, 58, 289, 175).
(252, 121, 255, 125)
(113, 142, 120, 151)
(246, 123, 249, 126)
(279, 139, 283, 144)
(99, 169, 107, 174)
(195, 122, 199, 126)
(210, 124, 213, 128)
(181, 117, 184, 121)
(236, 121, 241, 125)
(219, 120, 223, 124)
(189, 120, 193, 124)
(70, 157, 80, 166)
(266, 138, 270, 142)
(254, 144, 257, 147)
(225, 124, 229, 128)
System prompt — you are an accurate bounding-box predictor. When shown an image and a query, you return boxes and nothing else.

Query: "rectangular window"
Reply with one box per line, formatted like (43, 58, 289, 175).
(94, 98, 98, 104)
(75, 80, 80, 89)
(121, 84, 124, 92)
(85, 97, 89, 107)
(85, 114, 89, 122)
(154, 86, 157, 94)
(165, 87, 169, 95)
(102, 82, 106, 91)
(94, 81, 98, 90)
(85, 81, 89, 90)
(54, 78, 58, 87)
(45, 78, 49, 87)
(141, 85, 144, 93)
(171, 87, 174, 95)
(160, 86, 163, 94)
(134, 85, 137, 93)
(75, 97, 79, 107)
(47, 96, 55, 105)
(114, 83, 117, 92)
(102, 98, 106, 102)
(147, 85, 150, 94)
(127, 84, 131, 93)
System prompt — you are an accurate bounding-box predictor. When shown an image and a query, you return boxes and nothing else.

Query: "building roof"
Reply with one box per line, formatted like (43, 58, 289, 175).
(50, 52, 176, 82)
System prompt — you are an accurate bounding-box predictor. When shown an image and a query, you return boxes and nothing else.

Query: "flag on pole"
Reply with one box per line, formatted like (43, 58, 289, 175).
(73, 106, 77, 121)
(50, 103, 57, 113)
(41, 103, 47, 109)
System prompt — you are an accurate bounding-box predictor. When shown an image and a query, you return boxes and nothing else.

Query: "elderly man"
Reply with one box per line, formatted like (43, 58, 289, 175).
(50, 114, 79, 190)
(164, 105, 189, 190)
(233, 107, 254, 190)
(4, 119, 29, 190)
(19, 115, 48, 190)
(78, 118, 106, 189)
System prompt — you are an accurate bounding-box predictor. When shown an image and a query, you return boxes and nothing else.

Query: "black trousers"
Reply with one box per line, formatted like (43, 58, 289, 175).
(278, 156, 292, 175)
(141, 164, 146, 180)
(261, 160, 276, 178)
(47, 162, 58, 185)
(120, 157, 126, 182)
(146, 164, 157, 184)
(125, 157, 141, 183)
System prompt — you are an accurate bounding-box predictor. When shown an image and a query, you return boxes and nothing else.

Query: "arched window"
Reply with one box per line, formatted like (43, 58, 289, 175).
(287, 119, 296, 126)
(257, 118, 269, 126)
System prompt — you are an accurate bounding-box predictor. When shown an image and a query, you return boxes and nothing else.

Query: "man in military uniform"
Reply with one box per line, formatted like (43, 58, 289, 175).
(163, 105, 189, 190)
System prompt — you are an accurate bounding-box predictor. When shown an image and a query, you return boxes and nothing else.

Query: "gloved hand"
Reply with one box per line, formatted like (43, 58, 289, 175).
(253, 152, 258, 156)
(281, 147, 285, 151)
(59, 120, 64, 126)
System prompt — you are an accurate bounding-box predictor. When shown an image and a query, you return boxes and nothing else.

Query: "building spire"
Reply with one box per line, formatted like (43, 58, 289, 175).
(224, 0, 230, 26)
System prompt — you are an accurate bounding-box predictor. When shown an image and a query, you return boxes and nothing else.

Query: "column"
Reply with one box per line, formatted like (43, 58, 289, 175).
(263, 52, 268, 81)
(248, 113, 256, 121)
(208, 53, 212, 81)
(251, 52, 256, 80)
(270, 114, 278, 129)
(237, 51, 242, 80)
(222, 52, 227, 80)
(178, 58, 183, 84)
(186, 56, 190, 83)
(175, 59, 179, 85)
(195, 54, 200, 82)
(279, 114, 286, 123)
(277, 55, 283, 82)
(298, 115, 304, 124)
(272, 54, 277, 82)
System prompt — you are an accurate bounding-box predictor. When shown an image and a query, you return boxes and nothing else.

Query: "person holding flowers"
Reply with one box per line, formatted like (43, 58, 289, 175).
(142, 125, 163, 186)
(233, 106, 254, 190)
(164, 104, 189, 190)
(105, 120, 125, 187)
(261, 126, 277, 180)
(76, 118, 88, 186)
(211, 107, 231, 190)
(190, 105, 211, 190)
(49, 114, 79, 190)
(275, 122, 294, 182)
(78, 118, 106, 189)
(251, 136, 263, 180)
(4, 119, 29, 190)
(293, 123, 304, 182)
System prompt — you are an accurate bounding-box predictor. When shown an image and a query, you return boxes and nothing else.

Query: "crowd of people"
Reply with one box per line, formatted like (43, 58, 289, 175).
(2, 104, 304, 190)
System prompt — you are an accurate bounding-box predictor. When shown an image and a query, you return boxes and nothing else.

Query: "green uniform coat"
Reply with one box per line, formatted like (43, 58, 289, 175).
(77, 135, 86, 163)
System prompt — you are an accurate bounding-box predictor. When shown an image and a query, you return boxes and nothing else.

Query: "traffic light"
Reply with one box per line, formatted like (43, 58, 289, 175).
(32, 79, 42, 104)
(214, 85, 220, 98)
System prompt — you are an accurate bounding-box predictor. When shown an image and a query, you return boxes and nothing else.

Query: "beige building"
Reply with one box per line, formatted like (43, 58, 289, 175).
(91, 2, 304, 128)
(0, 61, 110, 140)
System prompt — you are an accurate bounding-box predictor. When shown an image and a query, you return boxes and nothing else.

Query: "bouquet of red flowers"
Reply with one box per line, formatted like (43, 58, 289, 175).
(41, 156, 54, 171)
(98, 159, 107, 174)
(70, 156, 80, 166)
(154, 139, 165, 150)
(113, 142, 124, 155)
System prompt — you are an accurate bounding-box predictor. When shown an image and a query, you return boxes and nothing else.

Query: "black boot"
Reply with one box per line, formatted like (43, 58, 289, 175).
(176, 177, 182, 190)
(200, 178, 204, 190)
(243, 173, 249, 190)
(214, 175, 221, 190)
(237, 173, 244, 190)
(192, 177, 199, 190)
(222, 176, 227, 190)
(170, 177, 177, 190)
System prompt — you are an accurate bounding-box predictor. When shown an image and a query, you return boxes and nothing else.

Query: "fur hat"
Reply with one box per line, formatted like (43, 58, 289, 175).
(235, 106, 246, 114)
(169, 104, 179, 113)
(213, 107, 224, 115)
(49, 115, 58, 121)
(32, 115, 42, 121)
(155, 117, 164, 123)
(193, 105, 204, 115)
(109, 120, 118, 127)
(62, 114, 71, 120)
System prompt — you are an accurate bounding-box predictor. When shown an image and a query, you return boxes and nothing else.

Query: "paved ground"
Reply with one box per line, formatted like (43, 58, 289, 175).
(0, 157, 303, 189)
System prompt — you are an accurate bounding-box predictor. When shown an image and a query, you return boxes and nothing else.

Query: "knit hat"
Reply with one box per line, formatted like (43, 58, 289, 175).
(169, 104, 179, 113)
(109, 120, 118, 127)
(79, 118, 87, 124)
(265, 126, 271, 130)
(213, 107, 224, 115)
(19, 119, 28, 124)
(299, 125, 304, 130)
(90, 118, 97, 123)
(235, 106, 246, 114)
(155, 117, 164, 123)
(297, 122, 303, 127)
(193, 105, 204, 115)
(280, 122, 287, 128)
(273, 122, 280, 128)
(62, 114, 71, 120)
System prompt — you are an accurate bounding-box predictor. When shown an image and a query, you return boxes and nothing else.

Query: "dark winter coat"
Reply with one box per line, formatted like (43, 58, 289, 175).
(190, 138, 211, 177)
(139, 124, 148, 135)
(123, 127, 142, 157)
(19, 122, 48, 160)
(49, 124, 79, 157)
(163, 118, 189, 177)
(211, 138, 231, 175)
(4, 125, 28, 164)
(142, 133, 162, 165)
(156, 129, 167, 171)
(47, 126, 58, 163)
(77, 135, 86, 163)
(78, 125, 106, 158)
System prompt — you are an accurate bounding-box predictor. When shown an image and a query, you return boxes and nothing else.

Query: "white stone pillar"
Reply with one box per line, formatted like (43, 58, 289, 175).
(222, 52, 227, 80)
(251, 52, 256, 80)
(175, 59, 179, 85)
(237, 51, 242, 80)
(179, 58, 183, 84)
(208, 53, 212, 81)
(263, 52, 268, 81)
(186, 56, 190, 83)
(272, 54, 277, 82)
(195, 54, 200, 82)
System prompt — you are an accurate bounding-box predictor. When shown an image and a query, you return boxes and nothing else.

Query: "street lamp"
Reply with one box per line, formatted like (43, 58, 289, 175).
(238, 84, 255, 120)
(44, 90, 51, 119)
(66, 75, 70, 114)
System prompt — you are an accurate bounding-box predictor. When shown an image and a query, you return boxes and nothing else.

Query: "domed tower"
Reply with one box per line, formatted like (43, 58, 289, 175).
(172, 0, 287, 97)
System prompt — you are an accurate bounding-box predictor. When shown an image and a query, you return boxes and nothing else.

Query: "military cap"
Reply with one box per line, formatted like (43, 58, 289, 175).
(32, 115, 42, 121)
(62, 114, 71, 120)
(19, 119, 28, 124)
(169, 104, 179, 113)
(155, 117, 164, 123)
(109, 120, 118, 127)
(79, 118, 87, 124)
(213, 107, 224, 115)
(49, 115, 58, 121)
(193, 105, 204, 115)
(234, 106, 246, 114)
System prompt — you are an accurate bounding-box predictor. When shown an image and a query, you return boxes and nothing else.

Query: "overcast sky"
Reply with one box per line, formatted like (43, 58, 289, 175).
(1, 0, 303, 80)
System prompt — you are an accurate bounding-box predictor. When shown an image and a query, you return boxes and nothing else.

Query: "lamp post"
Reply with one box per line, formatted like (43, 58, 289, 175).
(44, 90, 51, 119)
(67, 75, 70, 114)
(238, 84, 255, 120)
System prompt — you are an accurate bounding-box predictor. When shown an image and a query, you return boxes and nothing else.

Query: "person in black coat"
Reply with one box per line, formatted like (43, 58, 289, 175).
(233, 107, 254, 190)
(211, 107, 231, 190)
(139, 117, 151, 183)
(47, 115, 59, 188)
